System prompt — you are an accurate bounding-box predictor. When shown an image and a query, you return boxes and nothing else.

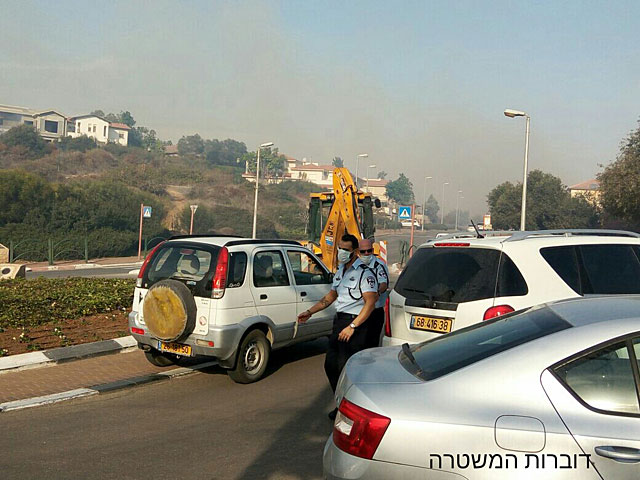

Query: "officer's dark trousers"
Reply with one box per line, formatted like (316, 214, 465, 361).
(366, 307, 385, 348)
(324, 312, 370, 392)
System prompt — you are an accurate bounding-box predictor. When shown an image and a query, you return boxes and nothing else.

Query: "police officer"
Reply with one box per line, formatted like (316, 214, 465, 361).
(297, 233, 377, 419)
(358, 238, 390, 348)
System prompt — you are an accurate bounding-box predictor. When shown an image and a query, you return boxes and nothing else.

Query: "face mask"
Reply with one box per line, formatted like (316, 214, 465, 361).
(360, 254, 373, 265)
(337, 248, 352, 264)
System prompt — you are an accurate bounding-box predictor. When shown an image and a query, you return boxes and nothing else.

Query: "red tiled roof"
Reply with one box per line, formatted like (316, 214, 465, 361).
(365, 179, 388, 187)
(569, 179, 600, 190)
(164, 145, 178, 154)
(110, 122, 131, 130)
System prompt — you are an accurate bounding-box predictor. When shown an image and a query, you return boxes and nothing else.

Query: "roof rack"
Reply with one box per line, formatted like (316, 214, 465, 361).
(430, 231, 514, 241)
(225, 239, 302, 247)
(169, 234, 244, 240)
(503, 229, 640, 242)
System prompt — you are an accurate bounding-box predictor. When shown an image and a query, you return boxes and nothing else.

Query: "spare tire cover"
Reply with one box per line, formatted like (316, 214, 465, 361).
(143, 279, 197, 342)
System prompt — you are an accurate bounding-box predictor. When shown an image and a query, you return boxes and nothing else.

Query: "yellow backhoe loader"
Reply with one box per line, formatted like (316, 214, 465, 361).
(304, 167, 380, 272)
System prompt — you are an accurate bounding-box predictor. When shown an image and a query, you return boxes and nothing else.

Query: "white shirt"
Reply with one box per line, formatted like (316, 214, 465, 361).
(331, 258, 378, 315)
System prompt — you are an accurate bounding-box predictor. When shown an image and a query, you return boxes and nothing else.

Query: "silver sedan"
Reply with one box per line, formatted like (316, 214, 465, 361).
(323, 296, 640, 479)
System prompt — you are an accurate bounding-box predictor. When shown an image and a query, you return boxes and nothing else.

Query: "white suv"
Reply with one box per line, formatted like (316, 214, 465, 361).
(383, 229, 640, 346)
(128, 235, 335, 383)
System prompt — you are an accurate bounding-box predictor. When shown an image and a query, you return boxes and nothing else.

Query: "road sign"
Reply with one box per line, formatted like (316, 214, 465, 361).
(143, 206, 152, 218)
(398, 205, 412, 220)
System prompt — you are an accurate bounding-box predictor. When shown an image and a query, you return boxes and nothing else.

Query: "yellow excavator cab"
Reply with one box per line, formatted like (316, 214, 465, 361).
(304, 168, 380, 272)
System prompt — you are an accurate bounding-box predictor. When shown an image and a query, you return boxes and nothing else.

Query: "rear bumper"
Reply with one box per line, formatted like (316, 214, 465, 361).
(323, 437, 467, 479)
(128, 311, 241, 364)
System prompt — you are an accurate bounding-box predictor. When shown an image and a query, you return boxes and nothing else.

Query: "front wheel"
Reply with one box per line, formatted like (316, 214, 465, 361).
(228, 330, 270, 384)
(144, 349, 179, 367)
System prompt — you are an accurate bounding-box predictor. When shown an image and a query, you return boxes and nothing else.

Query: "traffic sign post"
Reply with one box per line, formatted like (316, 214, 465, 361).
(138, 204, 152, 260)
(189, 205, 198, 235)
(409, 203, 416, 258)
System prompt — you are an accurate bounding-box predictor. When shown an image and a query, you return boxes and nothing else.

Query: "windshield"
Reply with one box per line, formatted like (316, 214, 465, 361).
(400, 306, 571, 381)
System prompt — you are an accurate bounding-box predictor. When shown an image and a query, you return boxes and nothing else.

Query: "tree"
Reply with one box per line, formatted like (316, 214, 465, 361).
(377, 171, 387, 179)
(58, 135, 97, 152)
(241, 148, 287, 178)
(0, 170, 54, 227)
(599, 119, 640, 227)
(332, 156, 344, 168)
(205, 138, 247, 167)
(177, 134, 205, 156)
(385, 173, 414, 204)
(424, 194, 440, 223)
(0, 124, 47, 157)
(488, 170, 598, 230)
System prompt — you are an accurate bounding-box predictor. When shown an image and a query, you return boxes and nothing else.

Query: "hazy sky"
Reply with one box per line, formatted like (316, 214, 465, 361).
(2, 0, 640, 216)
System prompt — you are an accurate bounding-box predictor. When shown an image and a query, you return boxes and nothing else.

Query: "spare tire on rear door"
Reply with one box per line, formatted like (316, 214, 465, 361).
(143, 279, 197, 342)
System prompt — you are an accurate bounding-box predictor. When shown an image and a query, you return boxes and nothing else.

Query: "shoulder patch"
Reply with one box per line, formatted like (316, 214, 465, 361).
(366, 276, 376, 289)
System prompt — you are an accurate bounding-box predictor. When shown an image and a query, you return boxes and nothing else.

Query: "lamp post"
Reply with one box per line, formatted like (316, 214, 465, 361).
(366, 164, 376, 192)
(252, 141, 274, 239)
(441, 182, 449, 225)
(504, 109, 530, 231)
(421, 175, 432, 231)
(455, 191, 463, 231)
(355, 153, 368, 190)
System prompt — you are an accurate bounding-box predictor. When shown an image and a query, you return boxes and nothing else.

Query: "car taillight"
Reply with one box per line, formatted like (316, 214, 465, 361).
(212, 246, 229, 299)
(384, 297, 391, 337)
(136, 242, 165, 287)
(333, 398, 391, 460)
(483, 305, 515, 320)
(130, 327, 145, 335)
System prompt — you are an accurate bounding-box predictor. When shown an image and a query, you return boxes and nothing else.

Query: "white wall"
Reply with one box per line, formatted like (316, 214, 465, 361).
(108, 127, 129, 146)
(72, 116, 110, 143)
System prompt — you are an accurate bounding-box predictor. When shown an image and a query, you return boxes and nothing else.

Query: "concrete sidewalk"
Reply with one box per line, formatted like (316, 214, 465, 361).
(0, 338, 215, 412)
(26, 255, 143, 272)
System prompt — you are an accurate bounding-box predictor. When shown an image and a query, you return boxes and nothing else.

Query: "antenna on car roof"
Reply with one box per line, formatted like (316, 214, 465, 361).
(469, 220, 484, 239)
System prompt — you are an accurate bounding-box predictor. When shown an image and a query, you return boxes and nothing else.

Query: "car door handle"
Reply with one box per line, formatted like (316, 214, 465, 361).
(595, 446, 640, 463)
(300, 291, 307, 297)
(260, 294, 268, 300)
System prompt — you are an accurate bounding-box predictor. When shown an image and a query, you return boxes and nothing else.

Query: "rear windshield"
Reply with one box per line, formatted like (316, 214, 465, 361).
(142, 242, 220, 296)
(395, 247, 503, 303)
(541, 244, 640, 295)
(400, 306, 571, 381)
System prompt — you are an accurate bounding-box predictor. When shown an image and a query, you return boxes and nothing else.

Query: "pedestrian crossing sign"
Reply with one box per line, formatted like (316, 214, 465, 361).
(143, 206, 152, 218)
(398, 206, 412, 220)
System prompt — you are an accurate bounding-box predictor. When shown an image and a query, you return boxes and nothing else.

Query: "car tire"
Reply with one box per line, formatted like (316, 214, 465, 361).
(144, 349, 179, 367)
(142, 279, 197, 342)
(228, 330, 270, 384)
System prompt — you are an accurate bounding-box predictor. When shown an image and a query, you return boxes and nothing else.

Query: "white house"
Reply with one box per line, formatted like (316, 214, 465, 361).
(68, 114, 130, 146)
(289, 162, 335, 189)
(0, 104, 67, 141)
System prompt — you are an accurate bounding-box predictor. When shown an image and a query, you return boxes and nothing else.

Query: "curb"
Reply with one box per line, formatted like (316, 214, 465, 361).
(0, 360, 218, 412)
(0, 336, 137, 373)
(29, 261, 143, 273)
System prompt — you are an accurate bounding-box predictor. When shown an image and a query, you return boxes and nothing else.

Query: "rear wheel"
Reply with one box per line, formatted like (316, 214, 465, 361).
(228, 330, 270, 384)
(144, 349, 179, 367)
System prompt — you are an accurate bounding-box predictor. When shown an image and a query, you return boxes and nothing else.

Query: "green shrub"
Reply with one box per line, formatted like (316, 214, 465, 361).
(0, 278, 135, 329)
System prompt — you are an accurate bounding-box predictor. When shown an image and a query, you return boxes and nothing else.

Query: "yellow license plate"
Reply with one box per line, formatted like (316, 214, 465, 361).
(410, 315, 453, 334)
(158, 341, 193, 356)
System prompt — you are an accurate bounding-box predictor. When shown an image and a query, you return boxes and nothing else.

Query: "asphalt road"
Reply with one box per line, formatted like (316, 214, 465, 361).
(0, 338, 335, 480)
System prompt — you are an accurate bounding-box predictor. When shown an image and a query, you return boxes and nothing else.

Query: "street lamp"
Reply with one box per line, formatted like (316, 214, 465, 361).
(421, 176, 432, 231)
(252, 141, 274, 239)
(355, 153, 368, 189)
(441, 182, 449, 225)
(504, 109, 530, 231)
(366, 164, 376, 192)
(189, 204, 198, 235)
(455, 191, 463, 231)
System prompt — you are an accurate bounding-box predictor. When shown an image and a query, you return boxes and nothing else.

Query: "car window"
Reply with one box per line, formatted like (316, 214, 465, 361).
(227, 251, 247, 288)
(401, 306, 571, 381)
(554, 341, 639, 415)
(540, 246, 581, 294)
(253, 251, 290, 287)
(142, 243, 219, 297)
(579, 245, 640, 294)
(395, 247, 500, 303)
(287, 250, 330, 285)
(496, 253, 528, 297)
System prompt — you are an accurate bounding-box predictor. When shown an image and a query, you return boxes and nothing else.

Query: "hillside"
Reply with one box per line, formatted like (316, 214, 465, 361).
(0, 131, 324, 260)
